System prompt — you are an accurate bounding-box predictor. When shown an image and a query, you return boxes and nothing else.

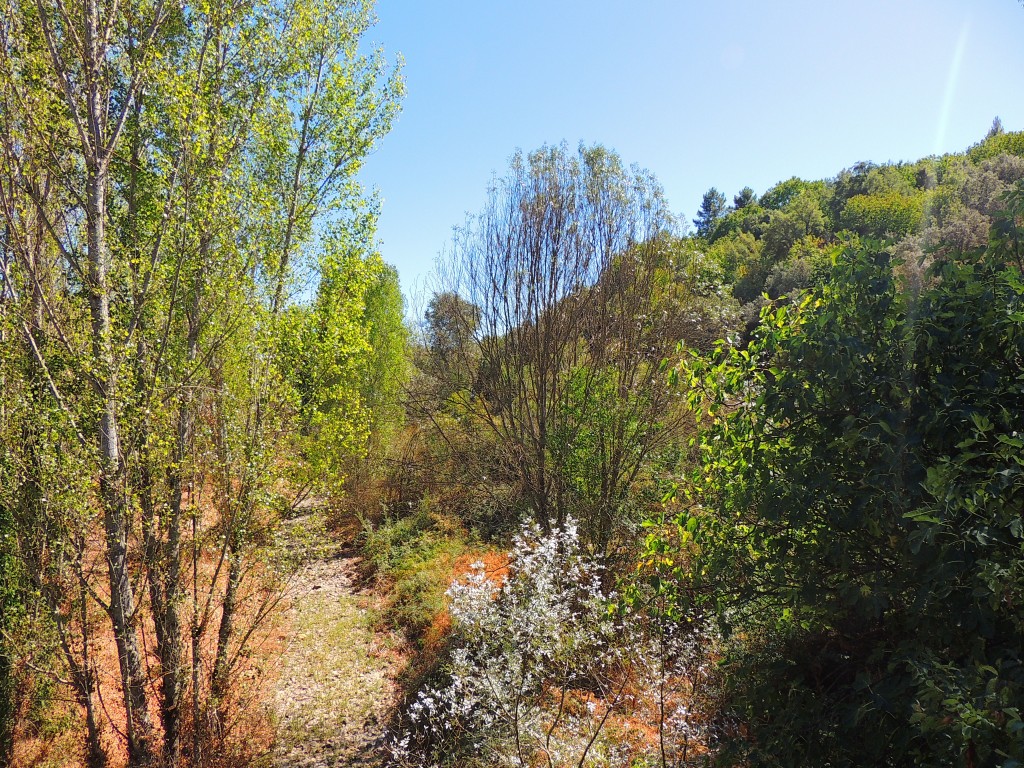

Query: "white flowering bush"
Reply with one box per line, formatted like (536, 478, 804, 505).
(390, 520, 630, 766)
(628, 618, 720, 767)
(387, 520, 719, 767)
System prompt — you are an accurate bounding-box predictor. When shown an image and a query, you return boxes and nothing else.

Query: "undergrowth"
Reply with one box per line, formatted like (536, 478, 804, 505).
(360, 503, 477, 644)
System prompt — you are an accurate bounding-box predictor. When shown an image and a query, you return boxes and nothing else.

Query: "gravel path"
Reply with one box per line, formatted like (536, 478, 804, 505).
(270, 514, 401, 768)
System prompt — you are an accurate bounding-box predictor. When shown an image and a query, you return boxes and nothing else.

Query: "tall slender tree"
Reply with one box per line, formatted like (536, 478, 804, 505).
(0, 0, 403, 764)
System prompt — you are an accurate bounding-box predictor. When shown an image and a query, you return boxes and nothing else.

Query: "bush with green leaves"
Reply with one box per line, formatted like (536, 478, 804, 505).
(658, 192, 1024, 766)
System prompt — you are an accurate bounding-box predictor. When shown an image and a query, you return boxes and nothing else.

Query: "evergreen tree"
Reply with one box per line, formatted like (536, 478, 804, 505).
(693, 187, 727, 238)
(987, 115, 1005, 139)
(733, 186, 756, 209)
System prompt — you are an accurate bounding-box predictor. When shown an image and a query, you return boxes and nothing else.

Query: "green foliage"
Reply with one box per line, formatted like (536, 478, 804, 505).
(733, 186, 757, 209)
(701, 140, 1024, 313)
(840, 190, 926, 239)
(548, 365, 658, 541)
(708, 231, 762, 293)
(763, 236, 833, 299)
(759, 177, 829, 211)
(361, 261, 408, 451)
(694, 187, 728, 239)
(422, 291, 481, 397)
(968, 130, 1024, 163)
(708, 203, 770, 243)
(760, 191, 827, 263)
(0, 0, 405, 760)
(709, 190, 830, 307)
(656, 216, 1024, 765)
(278, 213, 406, 498)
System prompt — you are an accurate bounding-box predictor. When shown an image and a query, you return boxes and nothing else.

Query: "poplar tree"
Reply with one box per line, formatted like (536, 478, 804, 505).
(0, 0, 402, 764)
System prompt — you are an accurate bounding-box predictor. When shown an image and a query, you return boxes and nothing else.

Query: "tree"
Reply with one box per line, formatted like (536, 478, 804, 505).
(0, 1, 175, 759)
(759, 177, 828, 211)
(706, 202, 770, 244)
(358, 257, 409, 471)
(840, 191, 925, 238)
(693, 187, 727, 238)
(708, 231, 761, 293)
(987, 115, 1004, 139)
(421, 290, 481, 395)
(428, 143, 690, 551)
(0, 0, 402, 763)
(733, 186, 756, 209)
(280, 215, 407, 499)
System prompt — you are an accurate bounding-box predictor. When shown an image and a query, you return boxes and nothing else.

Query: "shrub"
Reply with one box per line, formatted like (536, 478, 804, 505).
(391, 521, 624, 766)
(662, 230, 1024, 766)
(361, 506, 474, 643)
(390, 521, 719, 767)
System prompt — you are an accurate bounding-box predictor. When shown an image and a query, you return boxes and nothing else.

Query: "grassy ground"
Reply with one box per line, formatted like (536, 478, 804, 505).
(269, 511, 403, 768)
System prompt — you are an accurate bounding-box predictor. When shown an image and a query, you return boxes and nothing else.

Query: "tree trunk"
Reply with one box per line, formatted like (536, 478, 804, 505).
(78, 583, 107, 768)
(211, 546, 241, 711)
(158, 282, 202, 764)
(87, 159, 156, 767)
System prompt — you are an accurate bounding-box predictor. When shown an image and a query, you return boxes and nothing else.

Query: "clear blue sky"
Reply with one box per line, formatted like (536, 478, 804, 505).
(357, 0, 1024, 305)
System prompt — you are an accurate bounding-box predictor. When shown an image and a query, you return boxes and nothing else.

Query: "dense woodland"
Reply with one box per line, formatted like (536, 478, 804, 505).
(1, 1, 1022, 767)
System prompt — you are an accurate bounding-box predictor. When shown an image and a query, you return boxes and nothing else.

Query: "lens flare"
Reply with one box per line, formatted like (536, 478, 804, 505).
(935, 20, 971, 154)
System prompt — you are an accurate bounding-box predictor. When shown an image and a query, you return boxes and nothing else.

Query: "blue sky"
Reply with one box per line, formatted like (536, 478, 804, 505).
(357, 0, 1024, 304)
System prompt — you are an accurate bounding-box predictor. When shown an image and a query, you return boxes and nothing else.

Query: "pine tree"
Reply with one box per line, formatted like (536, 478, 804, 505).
(693, 187, 727, 238)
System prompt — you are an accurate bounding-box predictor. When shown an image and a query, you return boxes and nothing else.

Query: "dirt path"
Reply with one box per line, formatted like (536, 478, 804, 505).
(270, 513, 402, 768)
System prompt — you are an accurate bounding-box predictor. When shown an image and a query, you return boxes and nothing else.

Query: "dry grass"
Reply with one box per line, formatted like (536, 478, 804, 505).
(11, 489, 300, 768)
(268, 511, 404, 768)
